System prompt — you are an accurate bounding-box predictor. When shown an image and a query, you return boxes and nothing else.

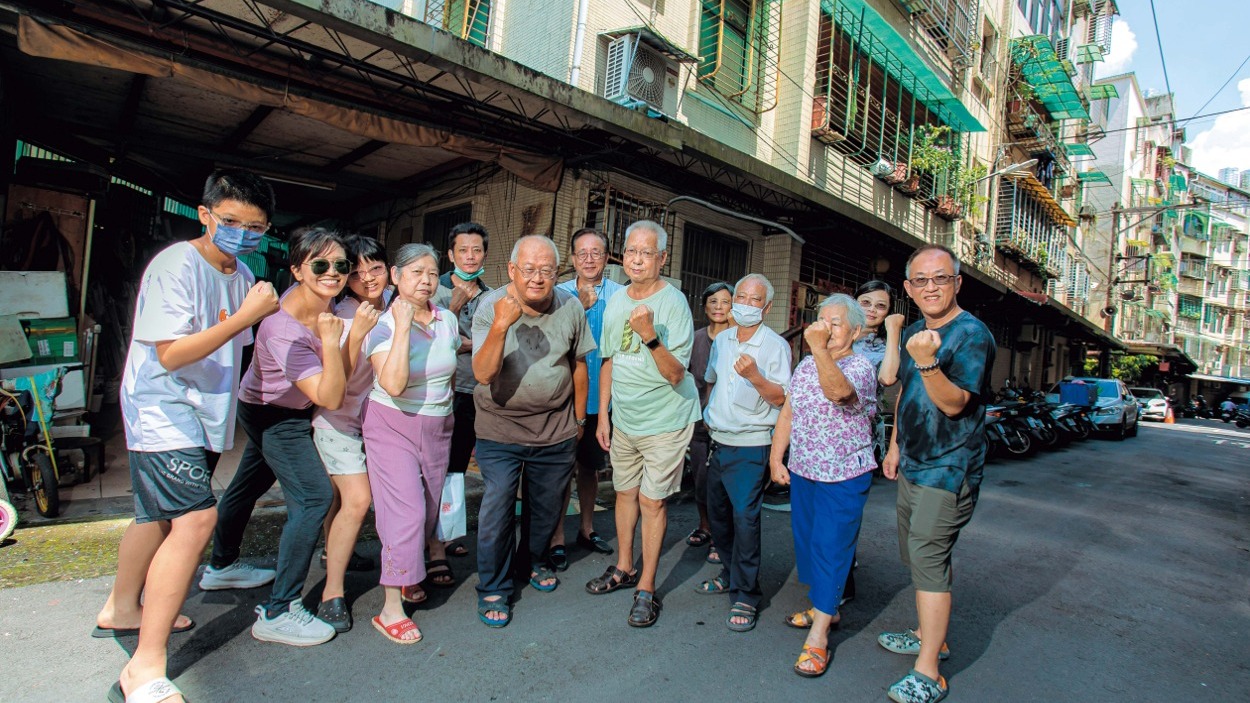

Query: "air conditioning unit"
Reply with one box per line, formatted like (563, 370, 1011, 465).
(603, 263, 682, 291)
(1017, 323, 1043, 346)
(604, 34, 678, 116)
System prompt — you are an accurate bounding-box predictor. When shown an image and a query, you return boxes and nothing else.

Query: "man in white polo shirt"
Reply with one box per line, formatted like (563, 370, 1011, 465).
(699, 273, 791, 632)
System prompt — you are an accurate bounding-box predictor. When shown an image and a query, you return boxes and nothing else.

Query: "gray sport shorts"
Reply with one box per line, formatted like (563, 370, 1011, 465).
(129, 448, 221, 523)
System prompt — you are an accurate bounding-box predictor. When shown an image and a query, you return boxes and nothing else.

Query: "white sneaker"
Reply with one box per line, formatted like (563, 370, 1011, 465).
(251, 602, 336, 646)
(199, 561, 276, 591)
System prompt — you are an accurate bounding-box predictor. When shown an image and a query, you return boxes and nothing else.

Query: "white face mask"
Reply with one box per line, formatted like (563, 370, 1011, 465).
(731, 302, 764, 327)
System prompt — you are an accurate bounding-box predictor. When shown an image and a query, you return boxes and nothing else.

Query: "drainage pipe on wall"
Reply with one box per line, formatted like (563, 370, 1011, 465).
(569, 0, 591, 86)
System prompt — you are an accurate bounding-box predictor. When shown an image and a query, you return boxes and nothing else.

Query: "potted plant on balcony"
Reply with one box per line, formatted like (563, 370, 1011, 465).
(936, 162, 989, 222)
(906, 125, 955, 202)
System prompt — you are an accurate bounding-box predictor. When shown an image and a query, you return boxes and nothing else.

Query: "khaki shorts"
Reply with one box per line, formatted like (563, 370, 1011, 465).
(611, 424, 695, 500)
(313, 426, 368, 476)
(896, 471, 976, 593)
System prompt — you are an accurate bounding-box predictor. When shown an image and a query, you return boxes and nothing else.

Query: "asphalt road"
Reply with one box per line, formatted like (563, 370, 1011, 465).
(1, 419, 1247, 702)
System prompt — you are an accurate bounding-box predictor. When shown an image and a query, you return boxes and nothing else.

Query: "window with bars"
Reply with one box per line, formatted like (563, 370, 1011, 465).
(697, 0, 778, 112)
(1178, 294, 1202, 319)
(583, 186, 672, 276)
(681, 224, 749, 326)
(422, 0, 491, 48)
(813, 4, 960, 187)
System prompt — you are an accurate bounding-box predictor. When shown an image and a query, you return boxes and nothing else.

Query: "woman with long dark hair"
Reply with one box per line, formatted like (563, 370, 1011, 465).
(310, 235, 388, 632)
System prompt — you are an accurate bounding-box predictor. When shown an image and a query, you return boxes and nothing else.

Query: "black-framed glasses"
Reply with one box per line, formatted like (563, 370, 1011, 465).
(208, 210, 270, 235)
(306, 258, 352, 275)
(907, 274, 957, 288)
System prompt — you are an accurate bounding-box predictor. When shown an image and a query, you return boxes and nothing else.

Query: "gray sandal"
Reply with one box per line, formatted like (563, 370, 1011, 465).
(727, 602, 757, 632)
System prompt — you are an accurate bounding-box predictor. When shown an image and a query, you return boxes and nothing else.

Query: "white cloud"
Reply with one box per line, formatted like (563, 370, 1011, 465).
(1187, 79, 1250, 176)
(1095, 19, 1137, 78)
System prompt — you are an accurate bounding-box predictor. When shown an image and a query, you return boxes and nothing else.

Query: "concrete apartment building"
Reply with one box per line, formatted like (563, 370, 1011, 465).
(0, 0, 1130, 396)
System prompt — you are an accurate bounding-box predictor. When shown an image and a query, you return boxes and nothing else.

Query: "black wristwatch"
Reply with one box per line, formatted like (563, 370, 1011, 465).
(645, 336, 662, 350)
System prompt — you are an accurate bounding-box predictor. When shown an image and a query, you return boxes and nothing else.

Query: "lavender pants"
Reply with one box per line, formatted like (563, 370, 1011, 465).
(361, 399, 453, 587)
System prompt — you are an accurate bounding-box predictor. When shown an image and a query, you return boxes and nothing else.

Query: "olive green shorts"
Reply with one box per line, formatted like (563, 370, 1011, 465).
(896, 471, 977, 593)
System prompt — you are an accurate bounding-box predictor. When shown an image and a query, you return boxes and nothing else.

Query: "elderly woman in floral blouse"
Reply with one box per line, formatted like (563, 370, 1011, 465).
(770, 293, 877, 678)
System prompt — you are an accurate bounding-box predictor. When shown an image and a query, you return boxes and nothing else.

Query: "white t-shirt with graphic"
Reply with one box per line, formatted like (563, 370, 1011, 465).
(121, 241, 254, 453)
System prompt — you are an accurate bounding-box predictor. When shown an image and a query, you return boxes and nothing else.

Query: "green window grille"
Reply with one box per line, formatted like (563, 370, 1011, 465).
(1183, 211, 1209, 239)
(1179, 295, 1202, 319)
(698, 0, 775, 111)
(424, 0, 491, 48)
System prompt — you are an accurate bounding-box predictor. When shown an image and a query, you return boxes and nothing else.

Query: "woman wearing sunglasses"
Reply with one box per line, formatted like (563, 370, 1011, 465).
(205, 227, 352, 647)
(361, 243, 461, 644)
(310, 235, 390, 633)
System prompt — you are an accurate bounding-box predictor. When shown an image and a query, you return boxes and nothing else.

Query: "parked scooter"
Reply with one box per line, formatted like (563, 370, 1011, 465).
(986, 404, 1032, 458)
(1234, 408, 1250, 429)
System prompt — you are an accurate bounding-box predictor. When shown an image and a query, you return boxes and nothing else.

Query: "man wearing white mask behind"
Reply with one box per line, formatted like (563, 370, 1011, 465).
(699, 273, 791, 632)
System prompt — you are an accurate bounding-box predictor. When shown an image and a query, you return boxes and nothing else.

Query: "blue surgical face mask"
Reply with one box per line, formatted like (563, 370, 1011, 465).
(211, 222, 264, 257)
(453, 266, 484, 282)
(731, 303, 764, 327)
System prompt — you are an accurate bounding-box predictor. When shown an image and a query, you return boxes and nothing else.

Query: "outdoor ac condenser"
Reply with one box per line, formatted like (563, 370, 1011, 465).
(603, 34, 678, 116)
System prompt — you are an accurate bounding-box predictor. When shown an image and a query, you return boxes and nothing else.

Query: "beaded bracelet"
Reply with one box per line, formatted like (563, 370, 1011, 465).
(914, 359, 941, 373)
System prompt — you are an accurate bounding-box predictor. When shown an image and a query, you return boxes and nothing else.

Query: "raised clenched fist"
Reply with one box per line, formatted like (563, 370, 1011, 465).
(238, 281, 279, 325)
(906, 329, 941, 366)
(577, 283, 598, 311)
(733, 353, 759, 381)
(493, 292, 524, 329)
(803, 319, 831, 349)
(628, 305, 656, 343)
(884, 313, 906, 336)
(391, 298, 416, 328)
(316, 312, 343, 343)
(449, 280, 478, 313)
(351, 301, 382, 338)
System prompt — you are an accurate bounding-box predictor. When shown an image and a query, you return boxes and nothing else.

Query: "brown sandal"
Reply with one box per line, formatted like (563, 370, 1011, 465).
(585, 565, 639, 595)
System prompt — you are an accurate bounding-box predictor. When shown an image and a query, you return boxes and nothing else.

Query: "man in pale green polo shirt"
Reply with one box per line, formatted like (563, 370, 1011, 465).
(585, 220, 701, 628)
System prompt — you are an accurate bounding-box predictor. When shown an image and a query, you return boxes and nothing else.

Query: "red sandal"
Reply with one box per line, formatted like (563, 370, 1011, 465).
(372, 616, 422, 645)
(401, 584, 427, 604)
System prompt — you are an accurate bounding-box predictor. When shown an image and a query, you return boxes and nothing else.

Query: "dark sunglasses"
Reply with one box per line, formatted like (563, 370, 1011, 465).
(305, 258, 352, 275)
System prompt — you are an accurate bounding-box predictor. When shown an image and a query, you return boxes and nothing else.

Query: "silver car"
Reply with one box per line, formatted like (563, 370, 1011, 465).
(1130, 387, 1169, 421)
(1046, 377, 1140, 440)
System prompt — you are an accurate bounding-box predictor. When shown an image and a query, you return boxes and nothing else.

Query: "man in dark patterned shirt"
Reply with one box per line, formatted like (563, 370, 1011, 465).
(878, 244, 995, 703)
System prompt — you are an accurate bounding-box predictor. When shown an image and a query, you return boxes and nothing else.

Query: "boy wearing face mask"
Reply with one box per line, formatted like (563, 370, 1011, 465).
(698, 273, 792, 632)
(96, 170, 280, 703)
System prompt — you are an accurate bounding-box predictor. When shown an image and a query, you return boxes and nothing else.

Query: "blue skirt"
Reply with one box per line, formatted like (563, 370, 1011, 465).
(790, 471, 873, 614)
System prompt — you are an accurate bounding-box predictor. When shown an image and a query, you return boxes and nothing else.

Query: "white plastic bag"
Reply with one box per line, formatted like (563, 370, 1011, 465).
(436, 473, 467, 541)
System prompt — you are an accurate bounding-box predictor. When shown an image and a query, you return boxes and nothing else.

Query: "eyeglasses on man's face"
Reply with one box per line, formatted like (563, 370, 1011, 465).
(208, 210, 270, 235)
(574, 249, 606, 261)
(624, 247, 661, 260)
(907, 274, 957, 288)
(517, 266, 557, 281)
(305, 258, 353, 275)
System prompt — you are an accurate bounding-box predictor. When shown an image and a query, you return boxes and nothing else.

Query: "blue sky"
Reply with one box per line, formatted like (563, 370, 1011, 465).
(1098, 1, 1250, 175)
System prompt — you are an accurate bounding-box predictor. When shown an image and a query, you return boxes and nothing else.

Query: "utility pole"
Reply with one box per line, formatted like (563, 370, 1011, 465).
(1104, 202, 1122, 334)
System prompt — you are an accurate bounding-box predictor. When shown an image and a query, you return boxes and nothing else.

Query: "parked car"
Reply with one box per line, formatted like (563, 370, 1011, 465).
(1130, 387, 1169, 421)
(1045, 377, 1139, 440)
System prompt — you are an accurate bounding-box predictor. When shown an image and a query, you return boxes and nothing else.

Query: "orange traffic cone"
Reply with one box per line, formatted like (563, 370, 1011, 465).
(1164, 407, 1175, 424)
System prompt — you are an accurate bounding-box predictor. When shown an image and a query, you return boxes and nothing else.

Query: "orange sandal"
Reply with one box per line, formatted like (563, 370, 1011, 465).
(785, 607, 841, 630)
(372, 616, 423, 645)
(794, 644, 829, 678)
